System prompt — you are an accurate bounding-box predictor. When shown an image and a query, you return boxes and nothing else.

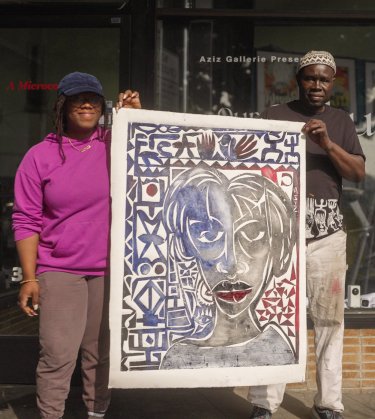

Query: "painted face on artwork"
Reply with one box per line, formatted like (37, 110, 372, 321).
(297, 64, 335, 113)
(315, 209, 327, 233)
(65, 92, 103, 138)
(180, 183, 271, 317)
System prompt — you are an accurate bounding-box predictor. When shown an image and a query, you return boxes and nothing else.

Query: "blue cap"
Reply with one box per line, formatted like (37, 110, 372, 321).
(57, 72, 103, 97)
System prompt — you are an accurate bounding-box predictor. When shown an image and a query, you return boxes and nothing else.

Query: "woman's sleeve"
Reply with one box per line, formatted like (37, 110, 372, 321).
(12, 164, 43, 241)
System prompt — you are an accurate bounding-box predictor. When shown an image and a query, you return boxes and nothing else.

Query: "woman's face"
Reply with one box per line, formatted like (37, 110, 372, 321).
(180, 183, 271, 317)
(65, 92, 103, 138)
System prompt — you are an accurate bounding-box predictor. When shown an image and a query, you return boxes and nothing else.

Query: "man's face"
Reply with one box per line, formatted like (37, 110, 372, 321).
(297, 64, 335, 112)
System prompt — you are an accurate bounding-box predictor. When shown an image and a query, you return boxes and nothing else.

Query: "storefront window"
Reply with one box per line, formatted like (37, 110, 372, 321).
(253, 0, 375, 11)
(0, 27, 119, 334)
(253, 24, 375, 296)
(155, 19, 254, 115)
(157, 0, 375, 11)
(156, 17, 375, 297)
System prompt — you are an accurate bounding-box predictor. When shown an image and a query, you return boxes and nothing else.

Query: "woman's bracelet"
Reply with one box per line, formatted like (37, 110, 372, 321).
(19, 279, 39, 285)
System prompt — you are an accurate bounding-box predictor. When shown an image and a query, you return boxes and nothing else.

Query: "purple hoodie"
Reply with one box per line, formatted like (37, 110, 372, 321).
(12, 128, 111, 275)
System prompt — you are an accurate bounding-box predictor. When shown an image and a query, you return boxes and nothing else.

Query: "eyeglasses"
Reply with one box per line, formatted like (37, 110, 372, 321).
(67, 94, 103, 107)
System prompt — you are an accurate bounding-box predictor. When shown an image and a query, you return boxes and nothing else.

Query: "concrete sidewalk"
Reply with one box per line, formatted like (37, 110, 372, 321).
(0, 385, 374, 418)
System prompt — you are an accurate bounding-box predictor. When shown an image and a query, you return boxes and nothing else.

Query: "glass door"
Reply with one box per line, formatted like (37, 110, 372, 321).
(0, 25, 120, 382)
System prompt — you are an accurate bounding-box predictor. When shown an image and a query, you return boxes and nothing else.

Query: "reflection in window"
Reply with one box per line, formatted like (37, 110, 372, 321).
(156, 19, 255, 116)
(156, 18, 375, 295)
(0, 27, 119, 332)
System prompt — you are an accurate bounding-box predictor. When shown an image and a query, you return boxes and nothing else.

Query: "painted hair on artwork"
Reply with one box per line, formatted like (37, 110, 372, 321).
(163, 168, 296, 279)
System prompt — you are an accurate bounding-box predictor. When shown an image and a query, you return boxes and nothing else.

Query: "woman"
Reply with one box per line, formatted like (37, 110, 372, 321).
(161, 168, 297, 368)
(12, 72, 141, 419)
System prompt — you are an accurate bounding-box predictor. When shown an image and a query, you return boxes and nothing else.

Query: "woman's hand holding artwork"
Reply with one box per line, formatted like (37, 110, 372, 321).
(116, 90, 141, 111)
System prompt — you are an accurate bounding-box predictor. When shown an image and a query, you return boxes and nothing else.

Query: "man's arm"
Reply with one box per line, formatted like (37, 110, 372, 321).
(303, 119, 365, 183)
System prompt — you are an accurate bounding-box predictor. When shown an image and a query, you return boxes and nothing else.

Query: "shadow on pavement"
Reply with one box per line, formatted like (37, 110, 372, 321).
(280, 392, 312, 419)
(1, 386, 251, 419)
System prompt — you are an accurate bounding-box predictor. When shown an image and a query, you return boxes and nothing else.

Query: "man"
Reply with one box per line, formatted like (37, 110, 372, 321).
(248, 51, 365, 419)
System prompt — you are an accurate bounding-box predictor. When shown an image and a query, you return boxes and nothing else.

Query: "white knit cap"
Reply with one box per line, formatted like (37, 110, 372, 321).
(297, 50, 336, 75)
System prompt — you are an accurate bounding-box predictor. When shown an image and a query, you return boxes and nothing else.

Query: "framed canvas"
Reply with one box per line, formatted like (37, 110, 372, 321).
(256, 51, 301, 112)
(331, 58, 357, 118)
(365, 62, 375, 116)
(110, 109, 306, 389)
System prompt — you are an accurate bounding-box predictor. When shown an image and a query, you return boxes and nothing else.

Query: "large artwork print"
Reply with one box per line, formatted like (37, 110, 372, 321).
(110, 109, 306, 388)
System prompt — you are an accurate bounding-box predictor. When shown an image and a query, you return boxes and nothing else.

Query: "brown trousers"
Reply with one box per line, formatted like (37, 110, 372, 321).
(36, 272, 111, 419)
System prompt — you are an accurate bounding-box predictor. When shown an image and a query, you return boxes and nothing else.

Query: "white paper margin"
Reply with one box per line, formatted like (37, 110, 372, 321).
(109, 108, 306, 389)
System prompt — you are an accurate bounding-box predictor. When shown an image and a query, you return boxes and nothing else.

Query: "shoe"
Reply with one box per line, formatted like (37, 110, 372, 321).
(311, 405, 344, 419)
(250, 405, 272, 418)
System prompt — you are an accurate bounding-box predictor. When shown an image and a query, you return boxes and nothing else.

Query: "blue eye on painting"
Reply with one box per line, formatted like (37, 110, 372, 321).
(197, 230, 224, 243)
(189, 218, 225, 244)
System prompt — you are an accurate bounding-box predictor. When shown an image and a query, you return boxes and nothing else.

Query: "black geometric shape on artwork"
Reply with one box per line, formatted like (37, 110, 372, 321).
(180, 261, 195, 269)
(288, 287, 296, 297)
(133, 280, 165, 324)
(145, 335, 154, 345)
(142, 313, 159, 327)
(135, 214, 166, 263)
(180, 269, 190, 277)
(125, 276, 132, 288)
(144, 168, 166, 178)
(126, 179, 137, 201)
(281, 278, 294, 286)
(169, 272, 177, 283)
(125, 313, 137, 329)
(234, 134, 258, 160)
(287, 327, 296, 337)
(153, 352, 162, 362)
(181, 277, 193, 288)
(280, 319, 293, 326)
(156, 280, 165, 289)
(167, 309, 191, 328)
(126, 160, 134, 173)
